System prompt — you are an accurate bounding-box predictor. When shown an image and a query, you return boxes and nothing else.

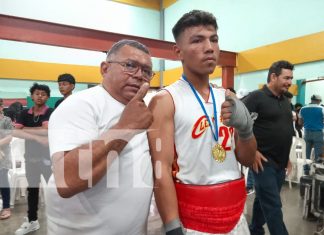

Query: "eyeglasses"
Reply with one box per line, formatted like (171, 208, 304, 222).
(107, 60, 155, 81)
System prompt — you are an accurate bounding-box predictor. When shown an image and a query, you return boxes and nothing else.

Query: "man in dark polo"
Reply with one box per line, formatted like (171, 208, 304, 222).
(243, 60, 295, 235)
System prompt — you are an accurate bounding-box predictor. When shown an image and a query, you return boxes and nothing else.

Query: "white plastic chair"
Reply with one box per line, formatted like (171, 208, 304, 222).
(288, 136, 311, 188)
(310, 147, 315, 161)
(8, 137, 28, 207)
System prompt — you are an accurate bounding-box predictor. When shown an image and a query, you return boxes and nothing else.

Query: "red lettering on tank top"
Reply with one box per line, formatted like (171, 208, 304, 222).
(219, 126, 234, 151)
(192, 116, 209, 138)
(192, 116, 234, 152)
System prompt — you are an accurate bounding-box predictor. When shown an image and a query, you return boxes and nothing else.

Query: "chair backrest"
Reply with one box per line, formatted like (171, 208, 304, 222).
(295, 137, 306, 160)
(10, 137, 25, 170)
(289, 136, 298, 163)
(289, 137, 307, 164)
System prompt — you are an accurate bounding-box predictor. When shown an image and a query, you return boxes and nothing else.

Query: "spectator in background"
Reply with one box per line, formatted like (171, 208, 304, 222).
(284, 91, 298, 136)
(284, 91, 294, 111)
(243, 60, 294, 235)
(0, 98, 14, 220)
(298, 95, 324, 161)
(54, 73, 75, 108)
(14, 83, 53, 235)
(294, 103, 303, 138)
(4, 101, 24, 124)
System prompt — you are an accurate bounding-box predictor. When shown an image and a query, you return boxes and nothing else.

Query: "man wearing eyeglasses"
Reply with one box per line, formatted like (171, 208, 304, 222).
(46, 39, 154, 235)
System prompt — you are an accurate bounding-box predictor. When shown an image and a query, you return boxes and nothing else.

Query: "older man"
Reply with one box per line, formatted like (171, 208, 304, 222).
(47, 39, 154, 235)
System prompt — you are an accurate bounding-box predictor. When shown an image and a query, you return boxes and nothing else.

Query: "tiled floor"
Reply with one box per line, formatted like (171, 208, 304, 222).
(0, 183, 320, 235)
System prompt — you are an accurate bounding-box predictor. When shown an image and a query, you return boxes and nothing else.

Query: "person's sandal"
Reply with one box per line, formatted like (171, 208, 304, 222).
(0, 208, 11, 220)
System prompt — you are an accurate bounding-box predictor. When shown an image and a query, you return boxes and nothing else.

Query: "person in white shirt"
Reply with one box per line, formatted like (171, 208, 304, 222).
(47, 39, 155, 235)
(148, 10, 256, 235)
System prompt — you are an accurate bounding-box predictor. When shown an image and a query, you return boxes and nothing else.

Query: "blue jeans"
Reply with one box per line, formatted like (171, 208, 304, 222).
(249, 164, 288, 235)
(0, 168, 10, 209)
(246, 168, 254, 189)
(304, 130, 323, 161)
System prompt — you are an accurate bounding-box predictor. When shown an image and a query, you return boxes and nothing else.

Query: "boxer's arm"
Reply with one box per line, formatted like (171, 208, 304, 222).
(148, 91, 182, 229)
(234, 132, 257, 166)
(222, 90, 256, 166)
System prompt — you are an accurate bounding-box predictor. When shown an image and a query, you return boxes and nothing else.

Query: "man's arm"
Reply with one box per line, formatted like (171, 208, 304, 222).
(148, 91, 180, 228)
(0, 135, 12, 147)
(53, 83, 153, 198)
(13, 110, 49, 143)
(13, 126, 48, 146)
(52, 129, 134, 198)
(0, 118, 13, 146)
(18, 127, 48, 136)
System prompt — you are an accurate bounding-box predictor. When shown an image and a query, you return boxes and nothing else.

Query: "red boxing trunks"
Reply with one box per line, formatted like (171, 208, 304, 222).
(175, 177, 246, 233)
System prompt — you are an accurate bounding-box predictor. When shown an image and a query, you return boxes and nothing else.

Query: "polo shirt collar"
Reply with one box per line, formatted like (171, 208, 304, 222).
(27, 105, 49, 115)
(262, 85, 284, 100)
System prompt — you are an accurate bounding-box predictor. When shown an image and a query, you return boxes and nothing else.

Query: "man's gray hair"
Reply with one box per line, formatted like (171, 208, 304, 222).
(106, 39, 150, 60)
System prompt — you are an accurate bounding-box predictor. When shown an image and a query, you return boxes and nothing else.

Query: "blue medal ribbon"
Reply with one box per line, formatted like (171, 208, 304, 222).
(182, 74, 219, 142)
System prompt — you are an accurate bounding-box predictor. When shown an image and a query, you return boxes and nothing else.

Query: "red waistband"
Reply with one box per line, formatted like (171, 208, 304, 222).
(175, 177, 246, 233)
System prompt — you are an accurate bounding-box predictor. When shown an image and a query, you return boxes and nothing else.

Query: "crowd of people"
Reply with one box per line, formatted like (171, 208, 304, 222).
(0, 9, 323, 235)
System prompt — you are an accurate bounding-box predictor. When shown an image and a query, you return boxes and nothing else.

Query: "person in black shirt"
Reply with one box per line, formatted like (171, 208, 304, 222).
(14, 83, 53, 235)
(294, 103, 303, 137)
(243, 60, 294, 235)
(54, 73, 75, 108)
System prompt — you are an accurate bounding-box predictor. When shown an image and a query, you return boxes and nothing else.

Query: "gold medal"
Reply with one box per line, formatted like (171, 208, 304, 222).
(183, 76, 225, 162)
(212, 144, 226, 162)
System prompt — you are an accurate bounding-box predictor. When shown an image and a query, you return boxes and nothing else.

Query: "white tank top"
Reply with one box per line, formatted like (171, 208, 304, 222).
(165, 79, 241, 185)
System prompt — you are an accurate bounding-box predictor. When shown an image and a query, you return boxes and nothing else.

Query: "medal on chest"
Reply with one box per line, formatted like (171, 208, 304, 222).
(212, 143, 226, 162)
(182, 75, 226, 162)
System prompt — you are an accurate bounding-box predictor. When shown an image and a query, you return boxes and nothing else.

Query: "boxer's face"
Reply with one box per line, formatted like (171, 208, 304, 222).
(174, 25, 219, 77)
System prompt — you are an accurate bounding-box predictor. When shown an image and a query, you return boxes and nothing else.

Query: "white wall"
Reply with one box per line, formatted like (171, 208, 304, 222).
(0, 0, 161, 98)
(0, 0, 161, 67)
(164, 0, 324, 102)
(164, 0, 324, 52)
(1, 0, 324, 100)
(1, 0, 160, 39)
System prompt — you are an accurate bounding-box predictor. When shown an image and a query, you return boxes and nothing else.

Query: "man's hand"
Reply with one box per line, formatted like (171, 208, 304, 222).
(221, 89, 253, 140)
(117, 83, 153, 131)
(252, 151, 268, 173)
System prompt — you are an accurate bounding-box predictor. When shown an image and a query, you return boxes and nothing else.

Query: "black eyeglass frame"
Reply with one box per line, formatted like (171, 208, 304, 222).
(107, 60, 155, 81)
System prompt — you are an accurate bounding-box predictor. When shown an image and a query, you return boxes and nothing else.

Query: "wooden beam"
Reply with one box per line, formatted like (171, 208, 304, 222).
(0, 14, 177, 60)
(221, 66, 235, 89)
(219, 51, 236, 67)
(0, 14, 237, 67)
